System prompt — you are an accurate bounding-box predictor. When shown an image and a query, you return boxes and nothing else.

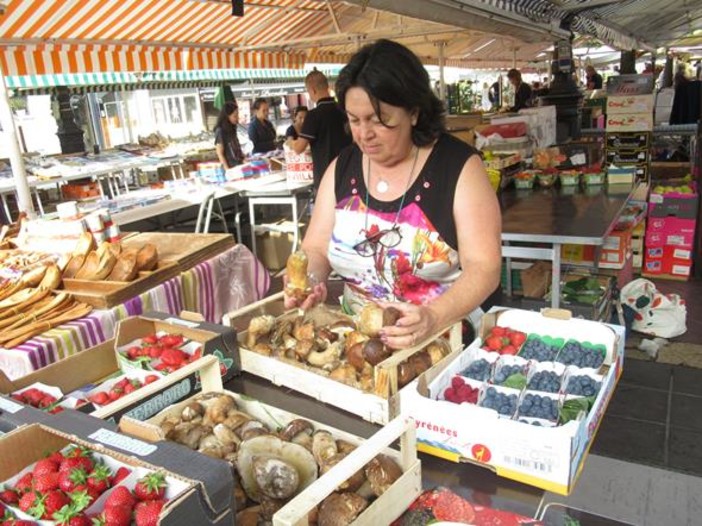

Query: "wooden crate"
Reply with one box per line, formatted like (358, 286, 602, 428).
(223, 292, 463, 424)
(121, 232, 235, 272)
(62, 261, 181, 309)
(120, 385, 421, 526)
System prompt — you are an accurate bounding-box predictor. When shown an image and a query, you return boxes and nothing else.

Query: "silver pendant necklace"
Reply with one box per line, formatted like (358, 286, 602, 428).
(367, 147, 419, 196)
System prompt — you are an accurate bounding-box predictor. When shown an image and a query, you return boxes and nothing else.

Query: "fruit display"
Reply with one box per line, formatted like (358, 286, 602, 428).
(86, 374, 162, 406)
(394, 486, 545, 526)
(0, 445, 176, 525)
(527, 370, 562, 393)
(117, 332, 202, 374)
(565, 375, 602, 397)
(518, 393, 559, 421)
(556, 340, 605, 369)
(479, 387, 518, 416)
(9, 384, 89, 414)
(442, 376, 479, 405)
(460, 359, 492, 382)
(518, 336, 560, 362)
(481, 325, 526, 355)
(244, 303, 451, 393)
(63, 233, 159, 283)
(155, 392, 405, 525)
(492, 363, 527, 388)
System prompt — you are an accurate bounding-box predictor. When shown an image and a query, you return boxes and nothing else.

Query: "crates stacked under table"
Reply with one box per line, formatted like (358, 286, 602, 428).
(643, 185, 698, 280)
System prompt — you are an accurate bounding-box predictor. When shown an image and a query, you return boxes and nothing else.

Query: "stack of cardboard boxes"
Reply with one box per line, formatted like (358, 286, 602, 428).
(605, 95, 654, 183)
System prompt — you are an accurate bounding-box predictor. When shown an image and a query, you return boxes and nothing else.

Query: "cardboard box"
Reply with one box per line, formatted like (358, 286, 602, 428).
(401, 307, 625, 495)
(644, 245, 692, 262)
(117, 312, 240, 382)
(645, 217, 696, 247)
(0, 346, 222, 425)
(605, 113, 653, 132)
(61, 181, 100, 201)
(605, 132, 651, 150)
(642, 255, 692, 280)
(0, 410, 234, 523)
(121, 368, 421, 526)
(607, 165, 637, 185)
(648, 192, 699, 219)
(255, 220, 306, 270)
(606, 95, 655, 114)
(605, 147, 650, 165)
(562, 229, 632, 269)
(222, 292, 463, 424)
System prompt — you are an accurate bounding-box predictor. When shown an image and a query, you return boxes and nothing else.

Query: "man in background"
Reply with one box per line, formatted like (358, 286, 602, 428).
(287, 70, 351, 190)
(586, 65, 603, 90)
(506, 68, 533, 112)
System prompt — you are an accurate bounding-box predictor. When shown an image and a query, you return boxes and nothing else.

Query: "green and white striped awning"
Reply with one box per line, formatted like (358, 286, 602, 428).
(7, 67, 344, 95)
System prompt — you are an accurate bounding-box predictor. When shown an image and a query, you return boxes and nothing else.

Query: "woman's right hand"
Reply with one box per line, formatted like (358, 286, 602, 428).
(283, 275, 328, 310)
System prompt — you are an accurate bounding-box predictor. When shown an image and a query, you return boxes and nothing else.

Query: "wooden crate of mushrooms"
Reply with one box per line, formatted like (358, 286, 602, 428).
(120, 388, 421, 526)
(223, 292, 463, 425)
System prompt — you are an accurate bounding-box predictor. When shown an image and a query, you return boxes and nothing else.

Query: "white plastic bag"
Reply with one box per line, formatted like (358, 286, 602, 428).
(620, 278, 687, 338)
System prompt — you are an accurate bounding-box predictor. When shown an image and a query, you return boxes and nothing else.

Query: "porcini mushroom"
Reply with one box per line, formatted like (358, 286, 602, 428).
(362, 338, 391, 366)
(246, 315, 275, 348)
(280, 419, 314, 449)
(317, 493, 368, 526)
(364, 454, 403, 496)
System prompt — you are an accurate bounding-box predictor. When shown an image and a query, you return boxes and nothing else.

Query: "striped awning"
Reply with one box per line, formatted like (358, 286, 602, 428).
(0, 0, 333, 76)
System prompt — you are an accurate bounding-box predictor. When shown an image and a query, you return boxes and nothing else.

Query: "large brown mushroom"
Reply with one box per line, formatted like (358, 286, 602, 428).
(320, 452, 366, 492)
(329, 364, 358, 385)
(345, 342, 366, 372)
(408, 351, 433, 377)
(280, 419, 314, 449)
(312, 430, 338, 466)
(362, 338, 391, 366)
(364, 454, 403, 497)
(245, 315, 275, 348)
(237, 435, 318, 503)
(318, 493, 368, 526)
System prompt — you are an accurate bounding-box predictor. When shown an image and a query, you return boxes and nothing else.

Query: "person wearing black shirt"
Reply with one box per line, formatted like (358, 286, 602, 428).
(586, 65, 603, 90)
(285, 106, 308, 140)
(506, 68, 533, 112)
(287, 71, 352, 189)
(214, 101, 244, 170)
(248, 98, 277, 154)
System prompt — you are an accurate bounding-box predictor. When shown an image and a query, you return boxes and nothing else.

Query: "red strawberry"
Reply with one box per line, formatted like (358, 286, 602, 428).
(48, 452, 65, 464)
(101, 504, 132, 526)
(104, 486, 136, 511)
(0, 489, 18, 505)
(126, 346, 142, 360)
(38, 395, 57, 408)
(490, 326, 507, 337)
(115, 379, 130, 390)
(60, 456, 93, 474)
(134, 500, 164, 526)
(33, 458, 59, 477)
(133, 473, 166, 501)
(59, 468, 87, 493)
(485, 336, 504, 351)
(89, 392, 109, 405)
(18, 491, 39, 513)
(68, 488, 93, 511)
(49, 406, 65, 414)
(33, 472, 60, 492)
(160, 348, 188, 366)
(123, 383, 137, 395)
(108, 388, 123, 402)
(153, 363, 169, 372)
(53, 504, 91, 526)
(14, 473, 34, 493)
(501, 344, 517, 356)
(141, 334, 159, 345)
(20, 388, 45, 407)
(111, 468, 131, 486)
(509, 331, 526, 346)
(11, 393, 26, 403)
(87, 465, 112, 494)
(13, 521, 39, 526)
(147, 346, 162, 359)
(159, 334, 184, 347)
(36, 490, 70, 519)
(144, 375, 160, 385)
(432, 488, 476, 523)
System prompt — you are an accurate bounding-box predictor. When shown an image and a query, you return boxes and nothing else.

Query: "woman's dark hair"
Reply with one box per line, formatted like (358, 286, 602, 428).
(252, 97, 268, 110)
(215, 100, 238, 135)
(335, 39, 445, 146)
(293, 105, 308, 117)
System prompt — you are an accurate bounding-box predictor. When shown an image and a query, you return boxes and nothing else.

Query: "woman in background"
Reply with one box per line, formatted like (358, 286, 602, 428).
(285, 106, 308, 140)
(214, 101, 244, 170)
(248, 98, 277, 153)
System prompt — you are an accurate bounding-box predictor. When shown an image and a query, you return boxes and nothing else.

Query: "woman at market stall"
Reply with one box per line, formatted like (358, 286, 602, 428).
(248, 98, 277, 154)
(285, 106, 308, 140)
(284, 39, 502, 349)
(214, 101, 245, 170)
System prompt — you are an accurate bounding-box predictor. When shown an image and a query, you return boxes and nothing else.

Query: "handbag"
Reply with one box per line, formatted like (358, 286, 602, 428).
(619, 278, 687, 338)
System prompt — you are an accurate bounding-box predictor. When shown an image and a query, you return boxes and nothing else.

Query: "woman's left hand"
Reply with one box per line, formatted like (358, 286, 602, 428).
(377, 302, 439, 350)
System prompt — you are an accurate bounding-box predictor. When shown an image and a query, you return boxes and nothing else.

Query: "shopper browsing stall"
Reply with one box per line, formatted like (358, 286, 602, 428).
(286, 70, 352, 189)
(214, 101, 245, 170)
(284, 39, 502, 349)
(506, 68, 533, 112)
(248, 98, 277, 154)
(285, 106, 308, 140)
(586, 65, 603, 90)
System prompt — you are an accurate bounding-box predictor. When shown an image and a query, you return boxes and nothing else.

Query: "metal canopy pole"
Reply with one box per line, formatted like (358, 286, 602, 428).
(438, 41, 446, 104)
(0, 71, 34, 217)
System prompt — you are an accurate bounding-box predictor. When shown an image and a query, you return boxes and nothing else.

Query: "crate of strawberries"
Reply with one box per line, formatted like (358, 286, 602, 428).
(481, 325, 526, 355)
(117, 332, 202, 375)
(9, 383, 90, 415)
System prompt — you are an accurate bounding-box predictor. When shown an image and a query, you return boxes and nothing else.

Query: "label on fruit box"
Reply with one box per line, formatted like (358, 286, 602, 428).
(0, 396, 23, 413)
(88, 428, 158, 456)
(501, 439, 559, 475)
(164, 317, 199, 328)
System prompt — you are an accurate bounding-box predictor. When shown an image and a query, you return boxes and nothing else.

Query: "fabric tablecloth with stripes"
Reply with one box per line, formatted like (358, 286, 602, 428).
(0, 244, 270, 381)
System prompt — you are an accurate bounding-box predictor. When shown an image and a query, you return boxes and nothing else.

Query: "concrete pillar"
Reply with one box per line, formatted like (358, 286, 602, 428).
(620, 50, 637, 75)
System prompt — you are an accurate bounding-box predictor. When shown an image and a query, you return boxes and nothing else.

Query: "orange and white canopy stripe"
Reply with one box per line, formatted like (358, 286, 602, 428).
(0, 0, 332, 75)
